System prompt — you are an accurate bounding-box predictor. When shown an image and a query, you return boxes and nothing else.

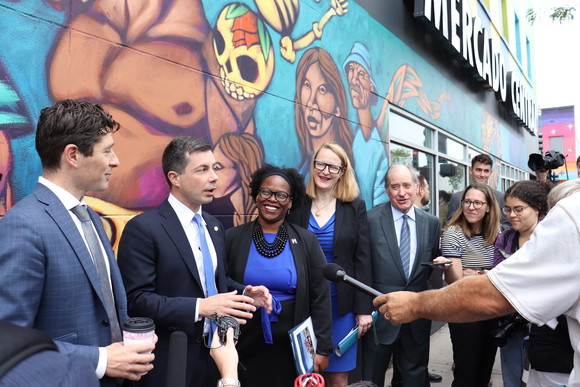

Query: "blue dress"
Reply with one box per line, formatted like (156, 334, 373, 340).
(308, 213, 357, 372)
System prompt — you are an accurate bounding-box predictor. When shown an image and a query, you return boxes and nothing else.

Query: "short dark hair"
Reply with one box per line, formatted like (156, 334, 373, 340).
(36, 99, 119, 171)
(162, 136, 212, 186)
(471, 153, 493, 168)
(505, 180, 550, 218)
(249, 164, 305, 207)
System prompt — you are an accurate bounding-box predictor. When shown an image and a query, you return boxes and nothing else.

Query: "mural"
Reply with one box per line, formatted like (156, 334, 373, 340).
(2, 0, 527, 247)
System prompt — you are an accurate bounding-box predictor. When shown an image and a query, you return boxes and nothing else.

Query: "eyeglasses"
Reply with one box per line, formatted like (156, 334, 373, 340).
(502, 205, 530, 215)
(461, 199, 487, 209)
(313, 160, 343, 174)
(258, 188, 291, 203)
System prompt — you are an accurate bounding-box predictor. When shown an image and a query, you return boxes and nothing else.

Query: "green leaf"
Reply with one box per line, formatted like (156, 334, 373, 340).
(226, 3, 249, 20)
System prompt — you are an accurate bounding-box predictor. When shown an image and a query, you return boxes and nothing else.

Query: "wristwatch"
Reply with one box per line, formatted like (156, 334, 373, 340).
(217, 378, 240, 387)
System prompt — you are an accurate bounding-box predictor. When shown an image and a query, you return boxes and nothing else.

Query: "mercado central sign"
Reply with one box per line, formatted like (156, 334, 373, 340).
(413, 0, 537, 134)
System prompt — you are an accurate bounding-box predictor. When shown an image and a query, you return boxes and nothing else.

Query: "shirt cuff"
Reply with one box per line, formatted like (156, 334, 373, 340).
(195, 298, 201, 322)
(96, 347, 107, 379)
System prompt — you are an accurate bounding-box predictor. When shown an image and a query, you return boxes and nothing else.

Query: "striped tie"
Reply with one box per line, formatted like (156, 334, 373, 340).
(400, 214, 411, 279)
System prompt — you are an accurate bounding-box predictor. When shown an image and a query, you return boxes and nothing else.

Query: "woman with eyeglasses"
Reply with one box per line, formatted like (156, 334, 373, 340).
(288, 142, 372, 387)
(438, 182, 501, 387)
(225, 164, 332, 386)
(492, 180, 550, 387)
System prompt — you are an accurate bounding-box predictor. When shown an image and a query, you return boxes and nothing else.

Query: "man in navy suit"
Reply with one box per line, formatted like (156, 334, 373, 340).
(0, 99, 155, 385)
(117, 136, 271, 387)
(362, 164, 441, 387)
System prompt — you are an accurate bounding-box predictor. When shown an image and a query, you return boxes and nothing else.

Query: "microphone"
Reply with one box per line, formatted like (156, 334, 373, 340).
(323, 263, 382, 298)
(165, 331, 188, 387)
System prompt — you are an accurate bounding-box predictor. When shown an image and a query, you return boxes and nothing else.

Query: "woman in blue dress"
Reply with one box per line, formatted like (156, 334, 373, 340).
(288, 141, 373, 387)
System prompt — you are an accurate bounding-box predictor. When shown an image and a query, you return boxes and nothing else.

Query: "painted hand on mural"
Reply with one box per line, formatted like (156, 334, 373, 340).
(48, 0, 265, 210)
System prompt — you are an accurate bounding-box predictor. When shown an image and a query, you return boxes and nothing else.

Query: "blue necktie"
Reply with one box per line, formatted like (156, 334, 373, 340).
(193, 214, 217, 297)
(193, 214, 218, 345)
(400, 214, 411, 279)
(71, 204, 122, 342)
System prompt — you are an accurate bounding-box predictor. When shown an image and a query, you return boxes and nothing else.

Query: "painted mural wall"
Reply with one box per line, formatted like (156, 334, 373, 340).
(0, 0, 532, 248)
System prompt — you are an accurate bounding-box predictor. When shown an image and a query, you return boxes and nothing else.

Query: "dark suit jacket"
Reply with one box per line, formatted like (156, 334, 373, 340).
(445, 188, 509, 227)
(0, 183, 128, 387)
(225, 221, 333, 356)
(117, 200, 244, 387)
(287, 197, 373, 315)
(367, 204, 440, 345)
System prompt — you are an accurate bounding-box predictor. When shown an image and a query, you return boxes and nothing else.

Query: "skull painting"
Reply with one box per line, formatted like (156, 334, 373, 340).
(213, 3, 274, 101)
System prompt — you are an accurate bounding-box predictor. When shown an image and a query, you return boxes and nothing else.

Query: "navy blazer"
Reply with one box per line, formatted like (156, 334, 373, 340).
(367, 204, 441, 345)
(0, 183, 128, 386)
(117, 199, 244, 387)
(225, 221, 333, 356)
(287, 197, 373, 315)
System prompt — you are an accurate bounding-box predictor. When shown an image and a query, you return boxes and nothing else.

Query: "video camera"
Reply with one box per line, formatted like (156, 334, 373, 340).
(492, 313, 528, 347)
(528, 150, 565, 172)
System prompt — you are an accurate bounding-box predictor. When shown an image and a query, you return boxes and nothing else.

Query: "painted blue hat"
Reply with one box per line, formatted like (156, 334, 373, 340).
(342, 42, 378, 92)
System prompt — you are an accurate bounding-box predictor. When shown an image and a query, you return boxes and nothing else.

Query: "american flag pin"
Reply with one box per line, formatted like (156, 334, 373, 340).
(291, 238, 297, 244)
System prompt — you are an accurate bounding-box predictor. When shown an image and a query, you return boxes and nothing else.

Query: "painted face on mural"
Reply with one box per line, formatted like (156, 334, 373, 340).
(346, 62, 373, 109)
(213, 143, 240, 198)
(300, 62, 340, 138)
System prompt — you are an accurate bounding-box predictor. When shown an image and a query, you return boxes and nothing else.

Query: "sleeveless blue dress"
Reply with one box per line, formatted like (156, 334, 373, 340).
(308, 213, 357, 372)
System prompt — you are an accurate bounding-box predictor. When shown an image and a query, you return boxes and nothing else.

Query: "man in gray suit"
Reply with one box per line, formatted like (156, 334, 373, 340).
(445, 153, 508, 227)
(362, 164, 441, 387)
(0, 100, 155, 385)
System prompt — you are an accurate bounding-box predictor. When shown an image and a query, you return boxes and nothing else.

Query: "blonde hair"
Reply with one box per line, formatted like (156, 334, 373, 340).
(445, 183, 500, 246)
(306, 141, 359, 202)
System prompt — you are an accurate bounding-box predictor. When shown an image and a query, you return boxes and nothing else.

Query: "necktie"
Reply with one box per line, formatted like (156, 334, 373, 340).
(193, 214, 218, 345)
(71, 204, 122, 342)
(193, 214, 218, 297)
(400, 214, 411, 279)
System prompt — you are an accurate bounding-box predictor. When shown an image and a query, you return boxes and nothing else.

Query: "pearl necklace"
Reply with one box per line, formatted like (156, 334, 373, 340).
(313, 198, 335, 217)
(252, 221, 288, 258)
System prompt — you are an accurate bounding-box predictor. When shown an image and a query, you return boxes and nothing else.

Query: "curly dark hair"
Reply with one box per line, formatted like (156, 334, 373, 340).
(36, 99, 119, 171)
(249, 164, 305, 208)
(505, 180, 550, 217)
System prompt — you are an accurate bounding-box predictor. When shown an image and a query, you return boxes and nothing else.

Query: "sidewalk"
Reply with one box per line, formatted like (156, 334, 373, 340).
(385, 324, 503, 387)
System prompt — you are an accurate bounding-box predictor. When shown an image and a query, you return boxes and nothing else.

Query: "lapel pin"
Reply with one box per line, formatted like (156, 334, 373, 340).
(291, 238, 297, 244)
(214, 226, 219, 232)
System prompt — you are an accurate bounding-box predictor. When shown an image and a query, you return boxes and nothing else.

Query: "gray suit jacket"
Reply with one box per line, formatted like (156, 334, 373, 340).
(0, 183, 128, 386)
(367, 204, 440, 345)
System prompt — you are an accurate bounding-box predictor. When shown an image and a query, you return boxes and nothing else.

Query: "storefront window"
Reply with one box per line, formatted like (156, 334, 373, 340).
(439, 134, 465, 161)
(390, 113, 433, 149)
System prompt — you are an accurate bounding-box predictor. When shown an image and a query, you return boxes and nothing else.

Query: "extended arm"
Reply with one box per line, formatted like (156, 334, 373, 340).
(376, 274, 514, 325)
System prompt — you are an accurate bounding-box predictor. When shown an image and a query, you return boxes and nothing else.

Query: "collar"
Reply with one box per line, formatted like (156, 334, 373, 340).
(38, 176, 85, 210)
(168, 193, 204, 228)
(390, 204, 416, 222)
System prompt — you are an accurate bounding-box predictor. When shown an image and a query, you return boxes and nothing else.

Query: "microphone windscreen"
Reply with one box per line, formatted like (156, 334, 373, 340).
(165, 331, 188, 387)
(323, 263, 344, 282)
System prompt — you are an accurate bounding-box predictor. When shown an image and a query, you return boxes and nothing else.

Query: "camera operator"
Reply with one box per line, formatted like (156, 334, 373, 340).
(492, 180, 550, 387)
(528, 151, 565, 186)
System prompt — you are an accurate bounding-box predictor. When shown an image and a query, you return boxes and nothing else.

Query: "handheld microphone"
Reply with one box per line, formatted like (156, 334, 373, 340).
(323, 263, 382, 298)
(165, 331, 188, 387)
